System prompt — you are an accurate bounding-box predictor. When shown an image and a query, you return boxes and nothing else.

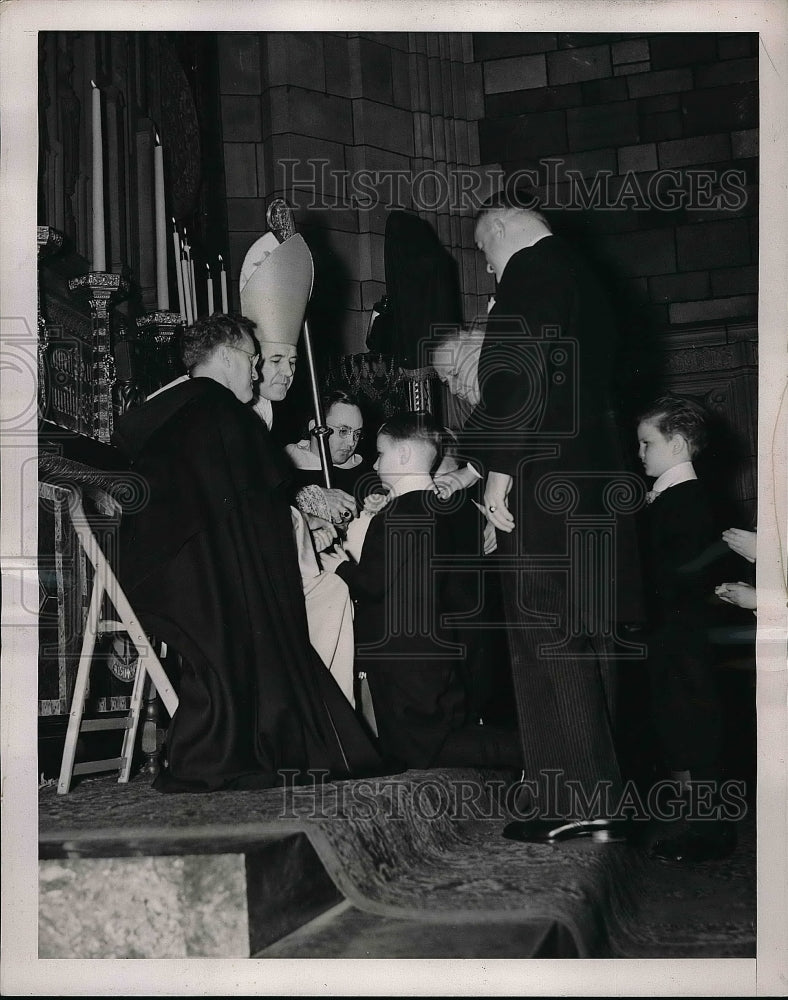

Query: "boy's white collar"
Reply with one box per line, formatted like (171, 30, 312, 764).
(652, 461, 697, 495)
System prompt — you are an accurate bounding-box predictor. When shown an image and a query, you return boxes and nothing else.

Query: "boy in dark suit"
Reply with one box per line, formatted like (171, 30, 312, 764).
(322, 411, 522, 771)
(637, 395, 734, 861)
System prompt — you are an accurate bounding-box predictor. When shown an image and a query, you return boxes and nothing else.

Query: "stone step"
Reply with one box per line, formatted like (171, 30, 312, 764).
(39, 831, 342, 958)
(255, 898, 580, 958)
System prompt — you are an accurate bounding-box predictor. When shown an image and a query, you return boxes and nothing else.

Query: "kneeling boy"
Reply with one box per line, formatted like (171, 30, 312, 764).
(323, 412, 521, 770)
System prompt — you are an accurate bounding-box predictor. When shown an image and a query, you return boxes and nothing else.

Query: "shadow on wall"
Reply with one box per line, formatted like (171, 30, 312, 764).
(533, 208, 752, 530)
(695, 406, 754, 530)
(366, 210, 464, 370)
(542, 207, 668, 427)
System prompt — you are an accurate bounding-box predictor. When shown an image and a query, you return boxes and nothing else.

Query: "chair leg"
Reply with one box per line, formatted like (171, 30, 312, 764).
(102, 574, 179, 719)
(57, 488, 179, 792)
(118, 658, 149, 782)
(57, 572, 106, 795)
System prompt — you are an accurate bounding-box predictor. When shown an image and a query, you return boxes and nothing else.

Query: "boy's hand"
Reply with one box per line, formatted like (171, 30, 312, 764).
(715, 581, 757, 610)
(722, 528, 757, 563)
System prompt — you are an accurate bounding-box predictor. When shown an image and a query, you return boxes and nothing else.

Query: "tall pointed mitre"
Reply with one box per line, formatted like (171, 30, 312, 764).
(239, 231, 314, 345)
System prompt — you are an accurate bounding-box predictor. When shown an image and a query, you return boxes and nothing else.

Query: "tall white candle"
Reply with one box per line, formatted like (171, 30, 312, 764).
(91, 81, 106, 272)
(180, 242, 194, 326)
(154, 134, 169, 310)
(172, 219, 186, 321)
(183, 230, 197, 319)
(183, 235, 192, 311)
(189, 253, 198, 319)
(219, 255, 228, 312)
(206, 262, 214, 315)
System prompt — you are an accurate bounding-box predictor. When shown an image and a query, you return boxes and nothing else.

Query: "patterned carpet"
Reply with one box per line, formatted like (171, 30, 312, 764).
(39, 767, 755, 958)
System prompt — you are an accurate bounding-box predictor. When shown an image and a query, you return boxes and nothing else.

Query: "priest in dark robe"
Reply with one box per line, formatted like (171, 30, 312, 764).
(112, 242, 385, 791)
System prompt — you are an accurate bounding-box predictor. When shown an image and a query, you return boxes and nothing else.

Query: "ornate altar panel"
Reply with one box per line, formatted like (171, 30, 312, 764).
(38, 475, 135, 717)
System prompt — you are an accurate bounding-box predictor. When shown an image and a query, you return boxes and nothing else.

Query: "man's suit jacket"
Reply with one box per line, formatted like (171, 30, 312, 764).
(460, 234, 643, 623)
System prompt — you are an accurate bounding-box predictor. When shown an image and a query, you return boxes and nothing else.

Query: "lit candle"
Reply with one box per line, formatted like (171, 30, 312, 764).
(153, 133, 169, 310)
(206, 262, 214, 315)
(180, 240, 194, 326)
(172, 219, 186, 321)
(91, 80, 106, 272)
(219, 255, 228, 313)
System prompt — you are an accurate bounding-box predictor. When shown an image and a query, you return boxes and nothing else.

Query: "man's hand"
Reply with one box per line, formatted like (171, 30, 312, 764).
(305, 515, 337, 552)
(320, 547, 350, 573)
(433, 463, 481, 500)
(715, 581, 757, 610)
(722, 528, 757, 563)
(320, 488, 358, 524)
(483, 471, 514, 532)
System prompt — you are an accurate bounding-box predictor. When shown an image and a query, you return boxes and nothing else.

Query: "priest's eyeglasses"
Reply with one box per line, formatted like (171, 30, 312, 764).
(228, 344, 260, 370)
(327, 423, 363, 442)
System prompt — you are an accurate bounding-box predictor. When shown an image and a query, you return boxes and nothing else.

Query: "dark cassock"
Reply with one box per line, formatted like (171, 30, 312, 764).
(112, 229, 387, 792)
(113, 376, 384, 792)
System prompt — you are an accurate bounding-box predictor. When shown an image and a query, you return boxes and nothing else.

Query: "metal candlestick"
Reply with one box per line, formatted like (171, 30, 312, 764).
(67, 272, 129, 442)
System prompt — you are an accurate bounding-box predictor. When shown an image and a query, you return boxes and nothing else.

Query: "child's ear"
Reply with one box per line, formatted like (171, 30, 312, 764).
(672, 433, 689, 454)
(398, 442, 411, 466)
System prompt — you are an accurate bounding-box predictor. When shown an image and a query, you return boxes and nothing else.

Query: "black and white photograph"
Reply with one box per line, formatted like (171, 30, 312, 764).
(1, 0, 786, 995)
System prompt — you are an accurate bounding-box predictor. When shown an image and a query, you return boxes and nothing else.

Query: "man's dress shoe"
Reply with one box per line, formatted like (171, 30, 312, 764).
(503, 817, 631, 844)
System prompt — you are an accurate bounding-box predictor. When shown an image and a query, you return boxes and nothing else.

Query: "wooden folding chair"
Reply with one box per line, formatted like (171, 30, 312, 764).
(56, 485, 179, 794)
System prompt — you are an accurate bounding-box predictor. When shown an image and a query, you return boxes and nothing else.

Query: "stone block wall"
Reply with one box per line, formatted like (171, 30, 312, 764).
(475, 31, 758, 336)
(474, 31, 759, 519)
(217, 31, 495, 358)
(215, 30, 758, 515)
